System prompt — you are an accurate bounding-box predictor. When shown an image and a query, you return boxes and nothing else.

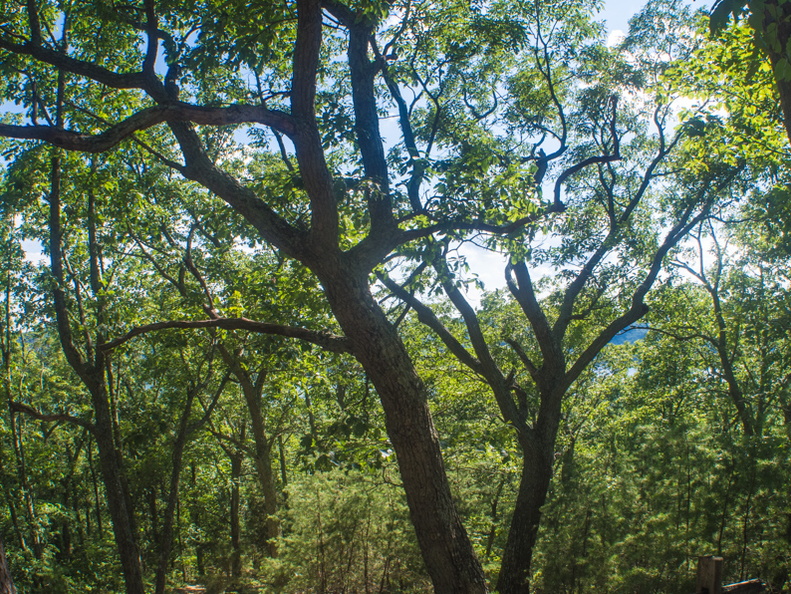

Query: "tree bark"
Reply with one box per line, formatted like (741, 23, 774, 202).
(91, 391, 145, 594)
(496, 437, 555, 594)
(320, 269, 487, 593)
(251, 439, 280, 558)
(230, 451, 243, 579)
(0, 536, 16, 594)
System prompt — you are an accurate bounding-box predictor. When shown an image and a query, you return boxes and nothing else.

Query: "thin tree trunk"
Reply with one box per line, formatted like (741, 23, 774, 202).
(485, 479, 506, 560)
(278, 434, 288, 487)
(48, 153, 145, 594)
(218, 352, 281, 557)
(7, 410, 41, 560)
(496, 443, 554, 594)
(155, 387, 199, 594)
(42, 38, 145, 592)
(2, 274, 41, 561)
(87, 441, 103, 536)
(230, 451, 243, 579)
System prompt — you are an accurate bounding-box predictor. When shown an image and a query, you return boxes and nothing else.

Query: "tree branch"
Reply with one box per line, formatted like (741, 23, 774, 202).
(10, 401, 95, 433)
(0, 36, 149, 90)
(552, 97, 620, 209)
(289, 0, 340, 250)
(378, 272, 484, 375)
(101, 318, 352, 354)
(563, 197, 716, 391)
(0, 103, 296, 152)
(507, 261, 560, 368)
(504, 338, 539, 378)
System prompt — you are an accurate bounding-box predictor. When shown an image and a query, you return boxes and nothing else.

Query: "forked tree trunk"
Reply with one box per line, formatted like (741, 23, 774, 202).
(496, 378, 566, 594)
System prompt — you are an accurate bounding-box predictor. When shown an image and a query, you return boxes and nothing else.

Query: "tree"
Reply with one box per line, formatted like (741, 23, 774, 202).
(0, 0, 756, 590)
(0, 0, 489, 589)
(379, 1, 749, 590)
(710, 0, 791, 143)
(0, 536, 15, 594)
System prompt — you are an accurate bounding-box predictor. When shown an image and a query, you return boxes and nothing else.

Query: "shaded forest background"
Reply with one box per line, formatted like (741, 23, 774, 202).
(0, 0, 791, 592)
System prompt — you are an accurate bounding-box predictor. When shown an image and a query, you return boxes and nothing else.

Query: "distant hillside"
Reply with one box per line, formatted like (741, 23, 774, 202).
(610, 327, 648, 345)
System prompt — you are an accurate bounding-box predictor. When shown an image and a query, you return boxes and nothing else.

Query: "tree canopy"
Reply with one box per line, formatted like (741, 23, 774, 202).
(0, 0, 790, 592)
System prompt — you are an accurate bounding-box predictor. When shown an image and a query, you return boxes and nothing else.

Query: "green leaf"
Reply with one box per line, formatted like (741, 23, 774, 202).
(709, 0, 748, 36)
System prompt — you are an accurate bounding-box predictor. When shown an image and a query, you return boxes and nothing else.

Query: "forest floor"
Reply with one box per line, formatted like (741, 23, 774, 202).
(172, 584, 268, 594)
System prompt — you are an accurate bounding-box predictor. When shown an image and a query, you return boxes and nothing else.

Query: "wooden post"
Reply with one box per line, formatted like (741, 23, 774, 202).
(696, 556, 723, 594)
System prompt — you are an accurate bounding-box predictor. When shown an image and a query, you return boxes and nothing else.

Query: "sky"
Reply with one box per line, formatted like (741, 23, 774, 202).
(598, 0, 644, 34)
(598, 0, 715, 34)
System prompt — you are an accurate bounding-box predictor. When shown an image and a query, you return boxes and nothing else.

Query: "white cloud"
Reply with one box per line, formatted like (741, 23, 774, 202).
(606, 29, 626, 48)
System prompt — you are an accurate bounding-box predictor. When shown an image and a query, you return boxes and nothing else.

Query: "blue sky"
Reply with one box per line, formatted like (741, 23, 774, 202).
(597, 0, 715, 34)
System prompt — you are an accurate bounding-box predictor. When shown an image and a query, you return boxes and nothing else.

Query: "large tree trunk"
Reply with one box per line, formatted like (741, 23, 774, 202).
(92, 440, 144, 593)
(321, 270, 487, 593)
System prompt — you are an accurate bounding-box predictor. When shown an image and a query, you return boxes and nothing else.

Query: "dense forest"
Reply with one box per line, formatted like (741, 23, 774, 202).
(0, 0, 790, 592)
